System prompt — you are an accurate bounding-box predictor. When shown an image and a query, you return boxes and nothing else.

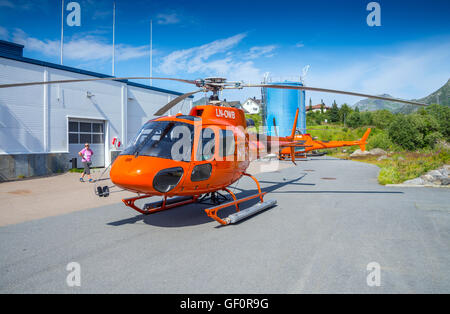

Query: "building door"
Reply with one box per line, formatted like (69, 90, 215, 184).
(68, 119, 105, 168)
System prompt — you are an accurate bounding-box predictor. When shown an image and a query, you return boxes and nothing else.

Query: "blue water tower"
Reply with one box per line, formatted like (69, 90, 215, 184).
(264, 81, 306, 137)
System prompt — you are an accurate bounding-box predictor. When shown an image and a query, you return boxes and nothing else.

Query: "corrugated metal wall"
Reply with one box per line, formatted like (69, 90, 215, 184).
(0, 57, 191, 167)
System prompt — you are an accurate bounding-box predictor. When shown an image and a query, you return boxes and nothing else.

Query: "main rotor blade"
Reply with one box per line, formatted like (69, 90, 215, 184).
(244, 84, 428, 106)
(154, 89, 204, 116)
(0, 77, 197, 89)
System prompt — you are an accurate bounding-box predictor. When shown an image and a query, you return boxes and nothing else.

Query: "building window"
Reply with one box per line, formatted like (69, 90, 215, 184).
(69, 121, 78, 132)
(69, 120, 104, 145)
(69, 133, 79, 144)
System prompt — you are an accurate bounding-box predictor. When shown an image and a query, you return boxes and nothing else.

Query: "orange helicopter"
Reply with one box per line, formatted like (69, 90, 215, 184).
(0, 76, 427, 225)
(278, 128, 372, 160)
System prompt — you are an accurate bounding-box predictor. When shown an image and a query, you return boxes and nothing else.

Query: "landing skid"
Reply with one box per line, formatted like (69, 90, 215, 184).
(122, 195, 199, 215)
(204, 173, 277, 225)
(121, 173, 276, 225)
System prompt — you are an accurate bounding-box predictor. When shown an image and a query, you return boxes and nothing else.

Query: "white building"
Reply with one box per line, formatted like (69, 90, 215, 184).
(306, 104, 330, 113)
(0, 40, 192, 181)
(242, 97, 261, 114)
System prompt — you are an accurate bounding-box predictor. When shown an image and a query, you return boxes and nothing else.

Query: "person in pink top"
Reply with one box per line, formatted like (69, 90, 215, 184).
(79, 143, 94, 182)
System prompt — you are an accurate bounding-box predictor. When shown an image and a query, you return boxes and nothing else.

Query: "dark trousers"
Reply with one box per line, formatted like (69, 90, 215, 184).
(82, 161, 92, 175)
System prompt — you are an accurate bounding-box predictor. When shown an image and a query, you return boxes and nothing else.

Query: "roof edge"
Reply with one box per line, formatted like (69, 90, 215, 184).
(0, 51, 192, 97)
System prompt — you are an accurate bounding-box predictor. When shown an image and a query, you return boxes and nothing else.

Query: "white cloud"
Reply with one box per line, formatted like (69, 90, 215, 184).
(159, 33, 281, 100)
(159, 33, 248, 75)
(11, 29, 150, 62)
(92, 10, 111, 20)
(295, 42, 304, 48)
(158, 33, 265, 80)
(0, 0, 37, 10)
(0, 0, 14, 8)
(245, 45, 277, 60)
(306, 40, 450, 106)
(0, 26, 9, 40)
(156, 13, 180, 25)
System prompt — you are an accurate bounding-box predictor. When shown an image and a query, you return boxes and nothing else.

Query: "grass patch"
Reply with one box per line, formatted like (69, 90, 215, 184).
(69, 167, 102, 173)
(339, 148, 449, 185)
(69, 168, 84, 173)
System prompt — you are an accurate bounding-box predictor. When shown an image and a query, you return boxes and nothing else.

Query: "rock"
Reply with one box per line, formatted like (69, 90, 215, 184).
(426, 170, 447, 182)
(403, 178, 425, 185)
(437, 167, 448, 177)
(402, 164, 449, 186)
(420, 174, 434, 182)
(427, 170, 442, 178)
(369, 148, 387, 156)
(350, 149, 371, 158)
(377, 155, 389, 161)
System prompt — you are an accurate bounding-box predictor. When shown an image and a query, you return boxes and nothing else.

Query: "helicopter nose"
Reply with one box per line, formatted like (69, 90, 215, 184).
(110, 155, 184, 194)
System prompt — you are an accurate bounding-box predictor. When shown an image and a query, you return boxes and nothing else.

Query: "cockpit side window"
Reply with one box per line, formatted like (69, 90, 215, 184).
(121, 121, 194, 161)
(219, 129, 236, 157)
(196, 127, 216, 161)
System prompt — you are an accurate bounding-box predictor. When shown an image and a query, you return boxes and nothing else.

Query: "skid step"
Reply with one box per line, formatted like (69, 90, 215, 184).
(224, 199, 277, 224)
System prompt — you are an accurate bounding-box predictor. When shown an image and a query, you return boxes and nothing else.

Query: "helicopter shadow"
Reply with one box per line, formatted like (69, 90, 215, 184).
(107, 174, 313, 228)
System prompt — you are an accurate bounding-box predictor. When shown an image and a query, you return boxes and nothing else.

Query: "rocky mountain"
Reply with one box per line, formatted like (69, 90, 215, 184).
(352, 79, 450, 113)
(416, 78, 450, 107)
(352, 94, 406, 113)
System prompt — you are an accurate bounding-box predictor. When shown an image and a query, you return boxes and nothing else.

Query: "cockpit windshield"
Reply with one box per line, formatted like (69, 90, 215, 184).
(121, 121, 194, 161)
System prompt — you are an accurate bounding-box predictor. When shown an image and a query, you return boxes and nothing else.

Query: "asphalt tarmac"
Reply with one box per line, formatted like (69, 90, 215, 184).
(0, 157, 449, 293)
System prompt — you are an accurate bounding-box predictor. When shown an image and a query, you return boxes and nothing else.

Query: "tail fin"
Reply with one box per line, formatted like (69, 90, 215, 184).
(359, 128, 371, 151)
(290, 108, 299, 139)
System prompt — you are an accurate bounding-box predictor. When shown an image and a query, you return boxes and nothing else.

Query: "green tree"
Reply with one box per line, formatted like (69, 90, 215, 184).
(424, 104, 450, 140)
(367, 132, 394, 150)
(347, 111, 361, 128)
(410, 114, 441, 148)
(372, 110, 394, 129)
(388, 115, 419, 150)
(329, 101, 340, 123)
(360, 111, 373, 126)
(388, 114, 442, 149)
(339, 103, 352, 125)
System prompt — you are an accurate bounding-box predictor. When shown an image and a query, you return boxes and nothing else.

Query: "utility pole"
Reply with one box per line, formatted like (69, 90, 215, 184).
(60, 0, 64, 65)
(112, 0, 116, 76)
(150, 19, 153, 86)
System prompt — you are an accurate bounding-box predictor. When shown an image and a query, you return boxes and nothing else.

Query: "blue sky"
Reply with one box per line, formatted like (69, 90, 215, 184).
(0, 0, 449, 106)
